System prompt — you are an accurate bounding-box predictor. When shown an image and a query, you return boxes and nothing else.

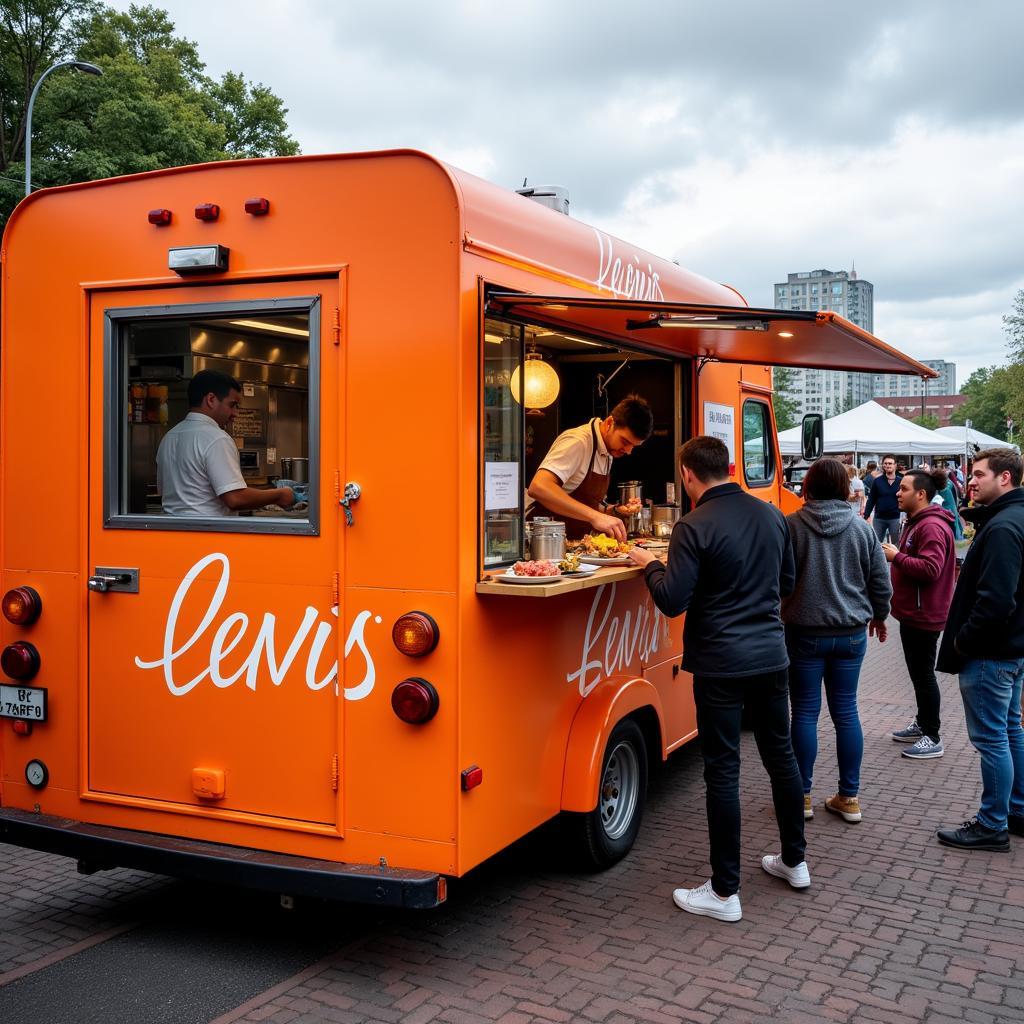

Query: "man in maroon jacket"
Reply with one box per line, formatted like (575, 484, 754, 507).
(882, 469, 956, 759)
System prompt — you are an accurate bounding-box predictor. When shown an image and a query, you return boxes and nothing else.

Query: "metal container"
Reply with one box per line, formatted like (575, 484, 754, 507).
(618, 481, 643, 504)
(529, 518, 566, 561)
(280, 457, 309, 483)
(652, 503, 680, 538)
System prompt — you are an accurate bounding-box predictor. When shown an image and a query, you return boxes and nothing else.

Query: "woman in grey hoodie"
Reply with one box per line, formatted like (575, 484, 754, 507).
(783, 459, 892, 824)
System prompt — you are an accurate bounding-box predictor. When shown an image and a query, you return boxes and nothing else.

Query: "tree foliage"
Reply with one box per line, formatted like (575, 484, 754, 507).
(950, 366, 1013, 440)
(771, 366, 801, 431)
(0, 1, 298, 229)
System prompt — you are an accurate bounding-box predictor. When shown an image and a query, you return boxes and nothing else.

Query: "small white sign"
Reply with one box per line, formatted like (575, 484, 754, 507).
(703, 402, 737, 475)
(485, 462, 519, 510)
(267, 447, 277, 465)
(242, 382, 255, 397)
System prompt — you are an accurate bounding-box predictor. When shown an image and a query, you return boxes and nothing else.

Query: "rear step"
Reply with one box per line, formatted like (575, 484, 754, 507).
(0, 807, 446, 909)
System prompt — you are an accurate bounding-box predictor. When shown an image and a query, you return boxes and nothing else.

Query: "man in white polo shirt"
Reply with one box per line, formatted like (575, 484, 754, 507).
(525, 394, 653, 541)
(157, 370, 296, 517)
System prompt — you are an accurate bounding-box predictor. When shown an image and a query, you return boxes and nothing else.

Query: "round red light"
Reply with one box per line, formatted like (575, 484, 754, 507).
(391, 678, 439, 725)
(1, 641, 40, 681)
(2, 587, 41, 626)
(392, 612, 439, 657)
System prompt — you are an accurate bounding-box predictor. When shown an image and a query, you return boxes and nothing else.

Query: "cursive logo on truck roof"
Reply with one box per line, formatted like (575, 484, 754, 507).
(594, 228, 665, 302)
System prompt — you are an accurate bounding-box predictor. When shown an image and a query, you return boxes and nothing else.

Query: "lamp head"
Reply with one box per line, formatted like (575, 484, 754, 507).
(71, 61, 103, 76)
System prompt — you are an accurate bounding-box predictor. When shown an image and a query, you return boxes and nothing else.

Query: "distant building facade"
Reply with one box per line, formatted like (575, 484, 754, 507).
(876, 394, 966, 428)
(772, 268, 874, 417)
(872, 360, 956, 399)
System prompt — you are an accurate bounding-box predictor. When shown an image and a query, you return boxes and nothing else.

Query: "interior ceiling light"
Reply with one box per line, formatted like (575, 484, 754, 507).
(778, 331, 794, 338)
(628, 315, 770, 332)
(510, 342, 560, 410)
(228, 319, 309, 337)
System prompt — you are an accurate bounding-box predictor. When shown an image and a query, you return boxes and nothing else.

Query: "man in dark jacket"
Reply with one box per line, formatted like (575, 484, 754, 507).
(935, 449, 1024, 852)
(628, 436, 805, 922)
(864, 455, 903, 543)
(882, 469, 956, 760)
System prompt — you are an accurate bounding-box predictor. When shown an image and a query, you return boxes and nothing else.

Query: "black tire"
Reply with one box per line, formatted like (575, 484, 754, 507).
(563, 717, 649, 870)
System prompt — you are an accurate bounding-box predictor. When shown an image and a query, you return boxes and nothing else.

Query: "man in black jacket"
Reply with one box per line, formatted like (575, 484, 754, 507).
(629, 436, 806, 922)
(936, 448, 1024, 852)
(864, 455, 903, 543)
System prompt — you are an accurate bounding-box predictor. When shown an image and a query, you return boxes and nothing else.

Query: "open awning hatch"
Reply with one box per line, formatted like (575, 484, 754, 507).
(486, 293, 937, 378)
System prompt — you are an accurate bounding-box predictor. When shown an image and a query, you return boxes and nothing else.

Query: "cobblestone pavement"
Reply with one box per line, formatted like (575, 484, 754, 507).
(3, 631, 1024, 1023)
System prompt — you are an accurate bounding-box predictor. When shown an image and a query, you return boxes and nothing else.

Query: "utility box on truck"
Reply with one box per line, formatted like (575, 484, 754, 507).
(0, 150, 933, 906)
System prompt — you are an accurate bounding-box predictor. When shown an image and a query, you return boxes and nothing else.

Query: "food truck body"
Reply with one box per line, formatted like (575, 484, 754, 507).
(0, 151, 932, 907)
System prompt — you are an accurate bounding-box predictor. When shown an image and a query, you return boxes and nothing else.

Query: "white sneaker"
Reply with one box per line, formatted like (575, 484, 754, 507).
(671, 879, 742, 922)
(761, 854, 811, 889)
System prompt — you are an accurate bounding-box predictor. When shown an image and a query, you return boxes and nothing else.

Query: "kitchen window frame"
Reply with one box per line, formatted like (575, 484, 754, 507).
(102, 296, 321, 536)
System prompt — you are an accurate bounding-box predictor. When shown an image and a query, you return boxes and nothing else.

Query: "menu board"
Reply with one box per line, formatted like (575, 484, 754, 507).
(485, 462, 519, 510)
(231, 408, 265, 440)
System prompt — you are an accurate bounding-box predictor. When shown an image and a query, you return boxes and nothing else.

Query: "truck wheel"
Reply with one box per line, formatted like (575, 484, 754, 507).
(565, 718, 648, 870)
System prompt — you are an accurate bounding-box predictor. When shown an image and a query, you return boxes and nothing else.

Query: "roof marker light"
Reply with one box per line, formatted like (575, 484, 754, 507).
(195, 203, 220, 222)
(148, 208, 172, 226)
(244, 197, 270, 216)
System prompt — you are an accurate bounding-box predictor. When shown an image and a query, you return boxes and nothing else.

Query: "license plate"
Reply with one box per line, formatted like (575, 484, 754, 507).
(0, 684, 47, 721)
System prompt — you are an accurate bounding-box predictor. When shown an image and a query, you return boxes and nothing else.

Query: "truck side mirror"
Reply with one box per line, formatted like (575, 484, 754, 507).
(801, 413, 824, 461)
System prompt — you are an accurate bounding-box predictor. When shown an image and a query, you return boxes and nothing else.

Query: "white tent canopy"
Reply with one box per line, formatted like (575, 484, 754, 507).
(778, 401, 964, 457)
(935, 425, 1019, 452)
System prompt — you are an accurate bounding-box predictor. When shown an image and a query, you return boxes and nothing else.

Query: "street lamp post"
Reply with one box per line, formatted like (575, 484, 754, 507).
(24, 60, 103, 197)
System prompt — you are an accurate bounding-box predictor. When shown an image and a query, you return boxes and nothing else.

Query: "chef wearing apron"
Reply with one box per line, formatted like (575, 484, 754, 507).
(525, 395, 654, 542)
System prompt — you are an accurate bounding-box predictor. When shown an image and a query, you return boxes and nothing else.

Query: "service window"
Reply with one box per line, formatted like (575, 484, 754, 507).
(104, 298, 319, 534)
(742, 399, 775, 487)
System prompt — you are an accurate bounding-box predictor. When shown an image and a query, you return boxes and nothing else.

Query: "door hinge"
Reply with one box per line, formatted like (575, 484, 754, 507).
(331, 754, 339, 792)
(331, 571, 339, 608)
(331, 307, 341, 346)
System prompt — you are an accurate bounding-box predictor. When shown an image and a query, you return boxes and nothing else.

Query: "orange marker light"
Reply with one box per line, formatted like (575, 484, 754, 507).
(392, 612, 439, 657)
(2, 587, 41, 626)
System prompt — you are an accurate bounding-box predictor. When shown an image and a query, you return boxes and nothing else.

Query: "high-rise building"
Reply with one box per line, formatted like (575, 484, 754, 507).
(772, 268, 874, 417)
(872, 360, 956, 398)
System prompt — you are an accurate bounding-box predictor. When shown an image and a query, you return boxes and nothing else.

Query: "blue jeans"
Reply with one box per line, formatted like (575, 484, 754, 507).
(871, 517, 901, 544)
(958, 657, 1024, 831)
(786, 630, 867, 798)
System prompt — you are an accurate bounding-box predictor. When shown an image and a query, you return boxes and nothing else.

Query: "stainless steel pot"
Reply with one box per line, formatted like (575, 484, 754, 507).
(281, 457, 309, 483)
(529, 518, 566, 561)
(618, 481, 643, 504)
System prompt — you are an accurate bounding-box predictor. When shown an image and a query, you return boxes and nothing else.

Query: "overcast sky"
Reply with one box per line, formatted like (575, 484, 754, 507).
(110, 0, 1024, 384)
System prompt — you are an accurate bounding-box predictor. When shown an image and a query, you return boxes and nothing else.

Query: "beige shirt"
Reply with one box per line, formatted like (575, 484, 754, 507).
(156, 412, 246, 516)
(525, 419, 611, 516)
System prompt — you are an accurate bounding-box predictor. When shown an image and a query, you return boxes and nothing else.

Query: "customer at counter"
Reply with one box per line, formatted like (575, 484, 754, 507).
(157, 370, 297, 517)
(525, 395, 653, 542)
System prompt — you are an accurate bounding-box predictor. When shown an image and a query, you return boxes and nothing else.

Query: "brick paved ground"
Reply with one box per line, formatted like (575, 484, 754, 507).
(3, 631, 1024, 1023)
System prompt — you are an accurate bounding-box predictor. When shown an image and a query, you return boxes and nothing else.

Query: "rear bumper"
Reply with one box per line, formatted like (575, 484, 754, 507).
(0, 807, 445, 909)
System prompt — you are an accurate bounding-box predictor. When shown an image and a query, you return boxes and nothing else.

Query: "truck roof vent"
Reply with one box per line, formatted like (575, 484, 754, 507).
(515, 183, 570, 216)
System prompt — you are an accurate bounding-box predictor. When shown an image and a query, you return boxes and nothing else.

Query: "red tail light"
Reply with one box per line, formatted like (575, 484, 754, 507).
(391, 678, 439, 724)
(195, 203, 220, 221)
(392, 612, 439, 657)
(2, 641, 40, 680)
(244, 197, 270, 215)
(148, 208, 172, 226)
(3, 587, 41, 625)
(12, 720, 32, 736)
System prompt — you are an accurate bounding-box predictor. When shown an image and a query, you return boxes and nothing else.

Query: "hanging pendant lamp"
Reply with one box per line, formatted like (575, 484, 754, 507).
(510, 344, 560, 410)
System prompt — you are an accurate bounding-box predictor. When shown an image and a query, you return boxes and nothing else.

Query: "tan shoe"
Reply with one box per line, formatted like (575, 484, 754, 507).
(803, 794, 814, 820)
(825, 794, 862, 823)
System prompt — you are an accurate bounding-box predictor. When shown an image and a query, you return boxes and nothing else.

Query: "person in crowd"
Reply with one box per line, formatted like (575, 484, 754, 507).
(936, 449, 1024, 851)
(525, 395, 653, 542)
(930, 467, 965, 540)
(861, 461, 880, 493)
(782, 458, 891, 824)
(882, 469, 957, 760)
(846, 464, 866, 514)
(628, 436, 806, 922)
(157, 370, 296, 517)
(863, 455, 903, 543)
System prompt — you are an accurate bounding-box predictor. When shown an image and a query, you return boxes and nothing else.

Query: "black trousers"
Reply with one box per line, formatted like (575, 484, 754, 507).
(898, 622, 942, 740)
(693, 670, 806, 898)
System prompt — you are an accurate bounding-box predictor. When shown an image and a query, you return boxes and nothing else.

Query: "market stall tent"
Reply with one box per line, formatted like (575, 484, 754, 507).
(778, 400, 961, 456)
(935, 425, 1019, 452)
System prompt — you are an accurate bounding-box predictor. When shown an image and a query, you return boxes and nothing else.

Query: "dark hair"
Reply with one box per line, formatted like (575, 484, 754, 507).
(610, 394, 654, 440)
(678, 435, 729, 482)
(974, 448, 1024, 487)
(905, 469, 937, 501)
(882, 454, 896, 463)
(802, 458, 850, 501)
(931, 468, 949, 491)
(865, 461, 877, 471)
(188, 369, 241, 408)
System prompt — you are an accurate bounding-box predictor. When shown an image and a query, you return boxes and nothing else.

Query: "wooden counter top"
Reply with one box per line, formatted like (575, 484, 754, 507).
(475, 564, 645, 597)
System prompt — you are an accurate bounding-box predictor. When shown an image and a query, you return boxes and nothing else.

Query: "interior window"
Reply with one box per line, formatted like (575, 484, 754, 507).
(106, 304, 317, 533)
(742, 400, 775, 487)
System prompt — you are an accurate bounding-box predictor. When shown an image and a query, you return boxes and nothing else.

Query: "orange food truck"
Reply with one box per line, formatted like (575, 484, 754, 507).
(0, 150, 933, 908)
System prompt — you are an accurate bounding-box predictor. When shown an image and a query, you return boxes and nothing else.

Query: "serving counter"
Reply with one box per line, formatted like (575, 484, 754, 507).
(475, 564, 645, 598)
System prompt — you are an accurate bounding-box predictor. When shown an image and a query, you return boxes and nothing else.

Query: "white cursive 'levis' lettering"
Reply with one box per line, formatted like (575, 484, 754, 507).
(566, 584, 668, 697)
(594, 229, 665, 301)
(134, 552, 378, 700)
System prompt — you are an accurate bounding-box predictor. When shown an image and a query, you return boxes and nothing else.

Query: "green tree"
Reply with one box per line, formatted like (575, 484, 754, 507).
(0, 1, 298, 229)
(771, 366, 801, 430)
(950, 366, 1013, 440)
(911, 413, 940, 430)
(1003, 288, 1024, 363)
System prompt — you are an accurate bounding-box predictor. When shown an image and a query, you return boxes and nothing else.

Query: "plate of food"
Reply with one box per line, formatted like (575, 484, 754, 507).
(501, 560, 563, 584)
(569, 533, 636, 565)
(557, 550, 599, 577)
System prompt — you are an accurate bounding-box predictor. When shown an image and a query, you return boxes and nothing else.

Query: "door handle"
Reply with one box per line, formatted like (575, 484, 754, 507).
(88, 568, 139, 594)
(339, 482, 362, 526)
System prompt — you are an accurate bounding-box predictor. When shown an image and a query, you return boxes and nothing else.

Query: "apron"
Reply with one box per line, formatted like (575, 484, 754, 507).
(526, 420, 611, 540)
